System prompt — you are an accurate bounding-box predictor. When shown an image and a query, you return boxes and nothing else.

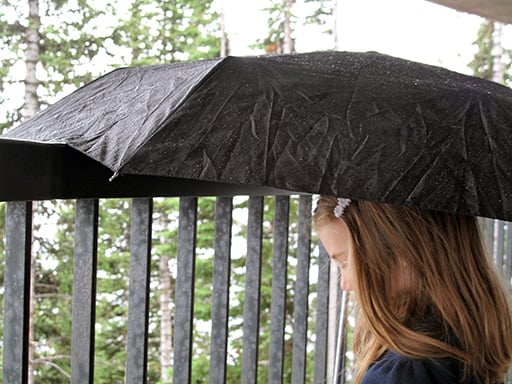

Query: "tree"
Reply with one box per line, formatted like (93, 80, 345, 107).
(0, 0, 30, 133)
(1, 1, 329, 382)
(110, 2, 222, 381)
(31, 201, 75, 383)
(1, 0, 222, 381)
(0, 2, 121, 382)
(219, 3, 230, 57)
(304, 0, 338, 49)
(258, 0, 338, 54)
(468, 20, 511, 85)
(0, 0, 118, 134)
(151, 198, 180, 383)
(111, 0, 220, 66)
(259, 0, 296, 54)
(23, 0, 40, 119)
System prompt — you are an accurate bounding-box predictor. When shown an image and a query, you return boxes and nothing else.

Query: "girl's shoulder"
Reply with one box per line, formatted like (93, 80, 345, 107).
(361, 350, 470, 384)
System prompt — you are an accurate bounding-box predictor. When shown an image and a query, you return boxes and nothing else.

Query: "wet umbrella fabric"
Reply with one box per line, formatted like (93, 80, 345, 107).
(4, 51, 512, 220)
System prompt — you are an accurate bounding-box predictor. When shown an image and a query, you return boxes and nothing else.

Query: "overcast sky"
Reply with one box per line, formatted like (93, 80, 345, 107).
(221, 0, 512, 75)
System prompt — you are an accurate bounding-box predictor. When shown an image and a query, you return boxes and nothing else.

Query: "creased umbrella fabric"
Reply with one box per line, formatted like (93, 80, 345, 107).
(4, 51, 512, 220)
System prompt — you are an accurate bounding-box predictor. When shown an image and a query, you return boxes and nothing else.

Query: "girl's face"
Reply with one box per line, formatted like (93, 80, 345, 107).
(317, 219, 356, 291)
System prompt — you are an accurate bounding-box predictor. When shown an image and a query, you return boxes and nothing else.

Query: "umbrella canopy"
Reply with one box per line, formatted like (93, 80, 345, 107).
(3, 51, 512, 220)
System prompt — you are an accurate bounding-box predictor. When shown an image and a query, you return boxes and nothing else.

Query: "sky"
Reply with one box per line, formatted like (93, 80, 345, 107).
(220, 0, 512, 75)
(2, 0, 511, 117)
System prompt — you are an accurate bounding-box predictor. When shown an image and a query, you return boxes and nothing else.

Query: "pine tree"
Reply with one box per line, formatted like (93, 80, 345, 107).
(468, 20, 511, 85)
(1, 1, 328, 382)
(0, 0, 118, 133)
(304, 0, 338, 49)
(109, 2, 222, 380)
(111, 0, 220, 65)
(1, 0, 222, 380)
(259, 0, 296, 54)
(0, 2, 122, 382)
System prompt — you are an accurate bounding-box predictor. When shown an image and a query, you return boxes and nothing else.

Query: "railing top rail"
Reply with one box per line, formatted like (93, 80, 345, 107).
(0, 138, 295, 202)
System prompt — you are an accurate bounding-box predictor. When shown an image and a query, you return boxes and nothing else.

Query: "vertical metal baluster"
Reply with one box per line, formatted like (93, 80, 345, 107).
(125, 198, 153, 384)
(3, 201, 32, 384)
(327, 261, 342, 383)
(209, 196, 233, 383)
(173, 197, 198, 384)
(333, 291, 350, 384)
(242, 196, 264, 384)
(268, 196, 290, 383)
(291, 196, 312, 383)
(506, 223, 512, 286)
(495, 220, 505, 273)
(486, 218, 495, 258)
(314, 244, 330, 384)
(71, 199, 99, 384)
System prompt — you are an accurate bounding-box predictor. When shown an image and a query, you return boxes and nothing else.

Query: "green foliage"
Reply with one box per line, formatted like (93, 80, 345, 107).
(257, 0, 336, 54)
(255, 0, 297, 53)
(304, 0, 335, 33)
(149, 197, 180, 382)
(0, 1, 28, 129)
(468, 20, 512, 84)
(468, 21, 495, 81)
(0, 109, 22, 134)
(31, 200, 75, 383)
(0, 0, 119, 132)
(111, 0, 220, 66)
(38, 0, 118, 96)
(0, 1, 331, 382)
(93, 199, 132, 382)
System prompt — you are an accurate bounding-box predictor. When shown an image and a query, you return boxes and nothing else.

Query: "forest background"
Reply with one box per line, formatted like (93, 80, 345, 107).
(0, 0, 511, 383)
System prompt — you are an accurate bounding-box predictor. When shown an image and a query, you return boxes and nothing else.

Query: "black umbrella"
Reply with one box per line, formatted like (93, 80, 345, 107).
(3, 51, 512, 220)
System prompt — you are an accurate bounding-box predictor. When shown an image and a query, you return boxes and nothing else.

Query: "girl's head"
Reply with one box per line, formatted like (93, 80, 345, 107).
(314, 196, 512, 383)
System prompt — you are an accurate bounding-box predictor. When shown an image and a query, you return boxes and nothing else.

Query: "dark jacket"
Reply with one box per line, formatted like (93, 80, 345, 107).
(362, 350, 473, 384)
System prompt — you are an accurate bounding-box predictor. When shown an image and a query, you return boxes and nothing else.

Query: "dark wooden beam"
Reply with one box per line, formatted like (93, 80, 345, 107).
(427, 0, 512, 24)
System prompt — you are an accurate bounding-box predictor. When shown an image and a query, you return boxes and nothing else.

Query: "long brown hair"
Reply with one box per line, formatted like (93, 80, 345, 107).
(314, 196, 512, 384)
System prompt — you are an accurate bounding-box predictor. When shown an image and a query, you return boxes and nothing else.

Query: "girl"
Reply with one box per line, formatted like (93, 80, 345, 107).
(314, 196, 512, 384)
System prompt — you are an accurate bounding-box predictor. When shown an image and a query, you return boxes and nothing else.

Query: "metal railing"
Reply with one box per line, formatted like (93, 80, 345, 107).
(2, 199, 511, 383)
(2, 196, 341, 383)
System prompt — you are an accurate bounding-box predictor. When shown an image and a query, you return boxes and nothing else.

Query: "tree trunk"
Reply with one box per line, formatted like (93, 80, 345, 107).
(283, 0, 294, 54)
(159, 238, 173, 383)
(220, 4, 230, 57)
(333, 0, 338, 50)
(25, 2, 41, 383)
(491, 21, 504, 84)
(23, 0, 41, 121)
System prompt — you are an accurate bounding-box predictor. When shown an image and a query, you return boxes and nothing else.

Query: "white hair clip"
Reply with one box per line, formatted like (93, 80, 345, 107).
(333, 198, 351, 218)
